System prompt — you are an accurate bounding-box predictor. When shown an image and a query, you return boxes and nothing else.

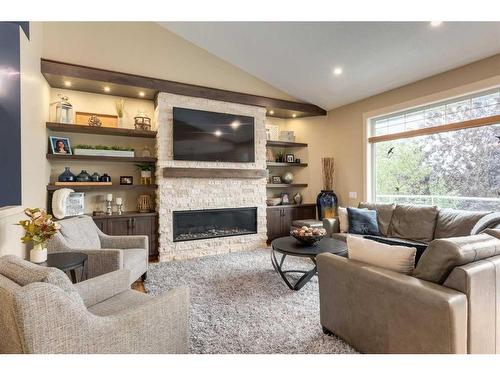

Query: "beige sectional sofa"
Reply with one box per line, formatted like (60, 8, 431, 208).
(318, 203, 500, 353)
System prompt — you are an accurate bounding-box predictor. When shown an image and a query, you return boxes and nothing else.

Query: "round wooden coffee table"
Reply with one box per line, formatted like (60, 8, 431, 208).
(271, 236, 347, 291)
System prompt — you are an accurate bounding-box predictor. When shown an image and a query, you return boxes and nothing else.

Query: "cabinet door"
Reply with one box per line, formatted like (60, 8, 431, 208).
(266, 208, 283, 242)
(93, 218, 107, 233)
(131, 215, 158, 258)
(281, 207, 294, 236)
(106, 217, 132, 236)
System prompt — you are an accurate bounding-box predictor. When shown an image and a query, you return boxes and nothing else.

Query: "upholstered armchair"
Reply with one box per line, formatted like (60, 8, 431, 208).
(47, 216, 148, 284)
(0, 255, 189, 354)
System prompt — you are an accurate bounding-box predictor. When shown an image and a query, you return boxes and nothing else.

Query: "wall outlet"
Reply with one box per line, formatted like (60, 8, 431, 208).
(349, 192, 357, 199)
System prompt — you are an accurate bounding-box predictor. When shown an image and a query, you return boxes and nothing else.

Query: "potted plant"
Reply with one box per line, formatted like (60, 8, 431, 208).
(17, 208, 60, 263)
(136, 163, 154, 184)
(275, 151, 285, 163)
(73, 144, 135, 157)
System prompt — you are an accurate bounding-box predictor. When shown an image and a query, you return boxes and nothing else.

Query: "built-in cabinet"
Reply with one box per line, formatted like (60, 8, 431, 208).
(266, 204, 316, 242)
(92, 212, 158, 259)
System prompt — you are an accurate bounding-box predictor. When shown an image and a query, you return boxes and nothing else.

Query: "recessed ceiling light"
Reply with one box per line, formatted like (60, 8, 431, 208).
(103, 86, 111, 92)
(269, 110, 274, 115)
(214, 130, 222, 137)
(430, 21, 443, 27)
(230, 120, 240, 129)
(139, 91, 145, 97)
(333, 67, 343, 76)
(292, 114, 297, 118)
(64, 81, 72, 87)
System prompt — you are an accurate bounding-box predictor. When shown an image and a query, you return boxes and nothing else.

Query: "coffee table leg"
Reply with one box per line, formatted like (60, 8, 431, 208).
(69, 269, 77, 284)
(271, 249, 316, 291)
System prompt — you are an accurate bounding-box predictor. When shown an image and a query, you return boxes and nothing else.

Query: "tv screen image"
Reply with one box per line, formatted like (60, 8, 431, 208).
(173, 107, 255, 162)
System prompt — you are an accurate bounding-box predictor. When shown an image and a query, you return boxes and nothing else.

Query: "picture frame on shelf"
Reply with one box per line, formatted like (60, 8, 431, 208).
(271, 176, 282, 184)
(280, 192, 290, 205)
(49, 136, 72, 155)
(285, 153, 295, 163)
(120, 176, 134, 185)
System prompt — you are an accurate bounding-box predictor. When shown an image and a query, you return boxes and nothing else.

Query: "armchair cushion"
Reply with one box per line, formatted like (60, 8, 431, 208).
(0, 255, 83, 306)
(57, 216, 101, 249)
(88, 290, 151, 316)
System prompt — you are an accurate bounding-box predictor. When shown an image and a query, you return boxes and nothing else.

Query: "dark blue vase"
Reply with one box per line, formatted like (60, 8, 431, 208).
(58, 167, 76, 182)
(316, 190, 338, 221)
(76, 170, 91, 182)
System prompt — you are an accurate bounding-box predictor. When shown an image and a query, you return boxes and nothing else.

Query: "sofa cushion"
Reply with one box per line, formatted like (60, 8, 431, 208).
(347, 235, 416, 274)
(347, 207, 380, 236)
(413, 233, 500, 284)
(388, 204, 438, 243)
(0, 255, 84, 306)
(58, 216, 101, 249)
(358, 202, 395, 237)
(471, 212, 500, 235)
(434, 209, 490, 239)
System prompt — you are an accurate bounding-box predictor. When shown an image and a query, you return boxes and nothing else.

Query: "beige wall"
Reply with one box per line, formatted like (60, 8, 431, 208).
(42, 22, 297, 101)
(0, 22, 50, 258)
(327, 54, 500, 207)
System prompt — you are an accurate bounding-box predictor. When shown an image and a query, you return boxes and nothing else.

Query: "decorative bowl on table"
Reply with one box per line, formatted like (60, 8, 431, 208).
(290, 226, 327, 245)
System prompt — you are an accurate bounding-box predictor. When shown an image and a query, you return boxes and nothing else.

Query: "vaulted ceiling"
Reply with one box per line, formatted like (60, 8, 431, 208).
(160, 22, 500, 110)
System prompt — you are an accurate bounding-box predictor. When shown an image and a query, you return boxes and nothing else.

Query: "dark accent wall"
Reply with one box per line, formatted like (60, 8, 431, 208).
(0, 23, 22, 207)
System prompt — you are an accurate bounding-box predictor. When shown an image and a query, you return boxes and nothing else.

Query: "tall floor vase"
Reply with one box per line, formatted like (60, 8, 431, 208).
(316, 190, 338, 221)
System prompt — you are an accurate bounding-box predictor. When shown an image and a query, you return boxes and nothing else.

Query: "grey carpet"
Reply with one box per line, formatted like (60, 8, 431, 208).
(145, 248, 357, 354)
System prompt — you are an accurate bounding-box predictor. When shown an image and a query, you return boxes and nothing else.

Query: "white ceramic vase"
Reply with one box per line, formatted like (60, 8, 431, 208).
(30, 243, 47, 263)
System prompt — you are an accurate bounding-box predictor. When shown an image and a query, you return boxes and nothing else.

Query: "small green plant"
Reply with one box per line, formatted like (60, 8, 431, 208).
(276, 151, 285, 162)
(75, 144, 134, 151)
(135, 163, 154, 171)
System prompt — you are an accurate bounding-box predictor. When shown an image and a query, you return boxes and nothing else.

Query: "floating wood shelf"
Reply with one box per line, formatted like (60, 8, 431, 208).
(46, 122, 157, 138)
(41, 59, 326, 119)
(266, 140, 308, 148)
(47, 184, 157, 192)
(46, 154, 157, 163)
(267, 162, 308, 167)
(163, 167, 267, 179)
(266, 203, 316, 209)
(266, 183, 308, 188)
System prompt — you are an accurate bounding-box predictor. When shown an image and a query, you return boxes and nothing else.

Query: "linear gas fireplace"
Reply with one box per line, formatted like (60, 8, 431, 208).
(173, 207, 257, 242)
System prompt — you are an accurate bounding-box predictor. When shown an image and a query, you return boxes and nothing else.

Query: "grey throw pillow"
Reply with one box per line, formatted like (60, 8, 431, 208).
(358, 202, 395, 237)
(388, 204, 438, 243)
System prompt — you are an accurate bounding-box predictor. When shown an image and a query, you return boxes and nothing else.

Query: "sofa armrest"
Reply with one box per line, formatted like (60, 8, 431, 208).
(98, 233, 148, 251)
(323, 217, 339, 236)
(14, 283, 189, 354)
(75, 269, 131, 307)
(317, 253, 467, 353)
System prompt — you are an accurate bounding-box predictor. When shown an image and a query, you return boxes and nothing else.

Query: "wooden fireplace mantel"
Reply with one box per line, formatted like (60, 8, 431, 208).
(163, 167, 267, 179)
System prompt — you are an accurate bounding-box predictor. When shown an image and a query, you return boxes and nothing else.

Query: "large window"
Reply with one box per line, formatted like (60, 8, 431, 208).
(370, 88, 500, 211)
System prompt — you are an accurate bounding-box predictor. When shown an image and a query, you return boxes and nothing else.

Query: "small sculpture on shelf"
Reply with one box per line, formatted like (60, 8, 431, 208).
(116, 197, 123, 215)
(281, 171, 294, 184)
(137, 194, 153, 213)
(88, 114, 102, 127)
(134, 111, 151, 131)
(55, 95, 73, 124)
(106, 194, 113, 216)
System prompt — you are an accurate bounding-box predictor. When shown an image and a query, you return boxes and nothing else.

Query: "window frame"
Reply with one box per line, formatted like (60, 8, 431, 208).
(368, 86, 500, 205)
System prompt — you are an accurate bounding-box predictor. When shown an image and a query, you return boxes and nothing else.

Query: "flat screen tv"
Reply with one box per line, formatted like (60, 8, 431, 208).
(173, 107, 255, 162)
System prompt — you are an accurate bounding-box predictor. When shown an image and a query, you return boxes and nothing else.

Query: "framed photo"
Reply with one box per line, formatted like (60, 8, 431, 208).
(280, 192, 290, 205)
(120, 176, 134, 185)
(49, 136, 72, 155)
(285, 153, 295, 163)
(272, 176, 282, 184)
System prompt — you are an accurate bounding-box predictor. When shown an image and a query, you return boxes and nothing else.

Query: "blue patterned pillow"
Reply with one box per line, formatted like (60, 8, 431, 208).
(347, 207, 380, 236)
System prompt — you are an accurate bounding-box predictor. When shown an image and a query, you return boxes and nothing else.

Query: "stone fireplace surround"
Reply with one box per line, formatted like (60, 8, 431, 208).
(155, 92, 267, 262)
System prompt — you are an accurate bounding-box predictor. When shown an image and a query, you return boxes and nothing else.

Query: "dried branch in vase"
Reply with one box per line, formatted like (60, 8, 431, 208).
(322, 157, 335, 191)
